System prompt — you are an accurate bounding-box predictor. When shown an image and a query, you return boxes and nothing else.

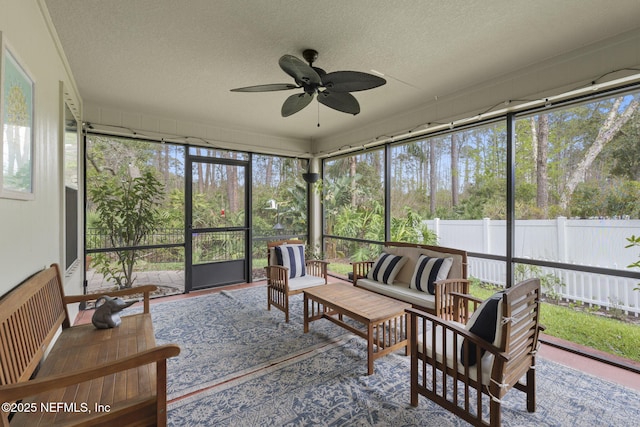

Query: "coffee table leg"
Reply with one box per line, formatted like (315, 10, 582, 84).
(367, 323, 374, 375)
(303, 294, 309, 333)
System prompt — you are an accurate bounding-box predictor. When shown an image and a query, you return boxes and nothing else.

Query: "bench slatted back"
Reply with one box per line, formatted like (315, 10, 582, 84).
(384, 241, 468, 279)
(0, 265, 68, 386)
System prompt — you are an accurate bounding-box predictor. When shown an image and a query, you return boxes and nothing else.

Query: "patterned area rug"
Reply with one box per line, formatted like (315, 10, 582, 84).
(141, 285, 640, 426)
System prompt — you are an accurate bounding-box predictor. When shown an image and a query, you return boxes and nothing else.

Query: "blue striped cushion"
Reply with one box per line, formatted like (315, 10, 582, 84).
(410, 255, 453, 294)
(275, 244, 306, 278)
(367, 253, 407, 285)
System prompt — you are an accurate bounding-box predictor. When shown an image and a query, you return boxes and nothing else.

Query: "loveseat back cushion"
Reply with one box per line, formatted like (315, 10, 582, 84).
(385, 246, 464, 284)
(367, 252, 407, 284)
(460, 291, 504, 366)
(275, 244, 306, 278)
(410, 255, 453, 294)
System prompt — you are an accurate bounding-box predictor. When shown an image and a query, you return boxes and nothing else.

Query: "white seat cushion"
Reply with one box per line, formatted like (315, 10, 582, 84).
(357, 278, 435, 310)
(417, 324, 495, 385)
(287, 274, 326, 291)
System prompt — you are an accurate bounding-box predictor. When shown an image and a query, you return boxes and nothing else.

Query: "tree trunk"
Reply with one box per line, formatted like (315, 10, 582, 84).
(429, 139, 437, 215)
(451, 134, 460, 207)
(197, 148, 204, 193)
(560, 96, 639, 210)
(226, 152, 238, 213)
(265, 157, 273, 187)
(530, 117, 538, 183)
(349, 156, 357, 207)
(535, 114, 549, 216)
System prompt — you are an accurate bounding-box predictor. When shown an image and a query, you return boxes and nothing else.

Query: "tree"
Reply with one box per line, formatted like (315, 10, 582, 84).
(451, 133, 460, 207)
(560, 96, 639, 210)
(534, 114, 550, 216)
(89, 168, 164, 289)
(429, 139, 437, 215)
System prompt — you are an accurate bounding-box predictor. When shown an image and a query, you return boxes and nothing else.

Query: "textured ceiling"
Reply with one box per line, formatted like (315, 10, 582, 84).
(45, 0, 640, 144)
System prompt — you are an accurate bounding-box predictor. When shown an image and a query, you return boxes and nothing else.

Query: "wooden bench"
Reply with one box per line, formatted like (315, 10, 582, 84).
(353, 242, 470, 320)
(0, 264, 180, 427)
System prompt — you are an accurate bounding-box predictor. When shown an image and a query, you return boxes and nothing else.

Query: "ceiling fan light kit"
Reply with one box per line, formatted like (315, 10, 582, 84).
(231, 49, 386, 117)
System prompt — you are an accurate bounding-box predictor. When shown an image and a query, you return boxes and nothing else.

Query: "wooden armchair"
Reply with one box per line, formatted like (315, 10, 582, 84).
(265, 239, 329, 322)
(407, 278, 542, 427)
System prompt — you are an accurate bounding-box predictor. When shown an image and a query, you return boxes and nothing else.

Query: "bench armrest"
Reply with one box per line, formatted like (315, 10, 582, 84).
(0, 344, 180, 404)
(64, 285, 158, 314)
(265, 265, 289, 291)
(351, 261, 374, 283)
(406, 307, 508, 363)
(448, 291, 483, 305)
(305, 259, 329, 282)
(432, 278, 471, 321)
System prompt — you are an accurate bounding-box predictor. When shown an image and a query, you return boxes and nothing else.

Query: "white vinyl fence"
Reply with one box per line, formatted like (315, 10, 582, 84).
(424, 217, 640, 316)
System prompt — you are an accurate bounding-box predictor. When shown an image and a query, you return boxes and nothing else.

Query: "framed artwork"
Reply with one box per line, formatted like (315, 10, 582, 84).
(1, 33, 35, 200)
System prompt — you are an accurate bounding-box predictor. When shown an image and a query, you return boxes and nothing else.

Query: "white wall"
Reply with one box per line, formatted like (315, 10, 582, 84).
(0, 0, 83, 319)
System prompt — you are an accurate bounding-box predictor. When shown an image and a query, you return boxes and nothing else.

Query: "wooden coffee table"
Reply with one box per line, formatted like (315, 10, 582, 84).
(303, 282, 411, 375)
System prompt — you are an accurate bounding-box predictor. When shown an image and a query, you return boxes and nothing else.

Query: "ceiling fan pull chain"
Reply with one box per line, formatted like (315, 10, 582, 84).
(317, 101, 320, 127)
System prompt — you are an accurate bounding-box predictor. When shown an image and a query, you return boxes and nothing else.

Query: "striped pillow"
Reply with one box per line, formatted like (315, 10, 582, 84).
(410, 255, 453, 294)
(274, 244, 306, 278)
(367, 253, 407, 285)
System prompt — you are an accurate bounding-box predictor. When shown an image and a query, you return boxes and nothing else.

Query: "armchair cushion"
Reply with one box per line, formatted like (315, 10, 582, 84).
(410, 255, 453, 294)
(275, 244, 306, 278)
(367, 252, 407, 284)
(460, 291, 504, 366)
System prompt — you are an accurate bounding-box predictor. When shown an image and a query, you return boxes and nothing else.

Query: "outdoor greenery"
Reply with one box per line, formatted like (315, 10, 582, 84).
(85, 89, 639, 363)
(470, 281, 640, 362)
(88, 166, 164, 288)
(626, 234, 640, 291)
(324, 94, 640, 232)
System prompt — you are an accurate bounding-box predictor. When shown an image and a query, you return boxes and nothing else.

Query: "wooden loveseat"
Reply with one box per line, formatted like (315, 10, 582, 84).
(0, 264, 180, 427)
(352, 242, 469, 320)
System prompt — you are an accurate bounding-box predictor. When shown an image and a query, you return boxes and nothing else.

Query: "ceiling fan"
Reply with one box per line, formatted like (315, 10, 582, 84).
(230, 49, 386, 117)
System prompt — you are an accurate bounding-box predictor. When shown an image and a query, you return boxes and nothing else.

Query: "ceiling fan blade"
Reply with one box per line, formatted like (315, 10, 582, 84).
(281, 92, 314, 117)
(279, 55, 322, 86)
(321, 71, 386, 92)
(318, 91, 360, 115)
(230, 83, 299, 92)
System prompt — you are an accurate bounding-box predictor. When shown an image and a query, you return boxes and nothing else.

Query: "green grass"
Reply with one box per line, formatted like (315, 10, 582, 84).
(328, 263, 353, 276)
(469, 282, 640, 363)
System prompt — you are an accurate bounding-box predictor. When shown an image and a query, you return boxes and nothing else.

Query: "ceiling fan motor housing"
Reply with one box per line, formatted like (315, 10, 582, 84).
(302, 49, 319, 65)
